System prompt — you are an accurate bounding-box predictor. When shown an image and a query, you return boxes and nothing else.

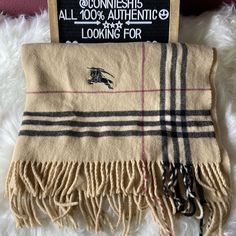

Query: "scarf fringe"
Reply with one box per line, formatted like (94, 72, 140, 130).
(5, 160, 230, 236)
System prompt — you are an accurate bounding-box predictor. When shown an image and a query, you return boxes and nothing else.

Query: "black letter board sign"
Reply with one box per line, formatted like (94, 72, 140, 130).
(48, 0, 179, 43)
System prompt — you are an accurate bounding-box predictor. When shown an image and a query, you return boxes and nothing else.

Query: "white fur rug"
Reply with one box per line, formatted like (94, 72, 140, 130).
(1, 5, 236, 236)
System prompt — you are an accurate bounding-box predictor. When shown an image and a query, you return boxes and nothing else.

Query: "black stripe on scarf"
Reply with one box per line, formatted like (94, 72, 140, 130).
(170, 43, 180, 164)
(181, 44, 192, 164)
(21, 119, 213, 127)
(19, 129, 215, 138)
(160, 44, 169, 163)
(23, 110, 211, 117)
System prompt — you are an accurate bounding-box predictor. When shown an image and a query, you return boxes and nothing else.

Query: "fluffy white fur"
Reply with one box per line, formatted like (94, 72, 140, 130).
(0, 5, 236, 235)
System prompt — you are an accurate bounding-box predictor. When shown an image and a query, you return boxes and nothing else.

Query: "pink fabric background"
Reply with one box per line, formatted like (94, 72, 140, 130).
(0, 0, 235, 16)
(0, 0, 47, 16)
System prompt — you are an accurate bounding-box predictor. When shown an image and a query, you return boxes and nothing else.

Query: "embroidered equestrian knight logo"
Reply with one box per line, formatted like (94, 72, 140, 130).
(87, 67, 114, 89)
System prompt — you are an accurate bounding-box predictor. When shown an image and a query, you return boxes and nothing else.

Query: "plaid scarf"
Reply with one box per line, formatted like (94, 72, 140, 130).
(6, 42, 231, 236)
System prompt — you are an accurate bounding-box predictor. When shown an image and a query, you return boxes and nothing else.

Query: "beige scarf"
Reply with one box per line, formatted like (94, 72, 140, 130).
(6, 42, 231, 236)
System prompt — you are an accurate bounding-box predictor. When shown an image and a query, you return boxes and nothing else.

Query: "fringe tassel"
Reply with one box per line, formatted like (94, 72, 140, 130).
(6, 160, 230, 236)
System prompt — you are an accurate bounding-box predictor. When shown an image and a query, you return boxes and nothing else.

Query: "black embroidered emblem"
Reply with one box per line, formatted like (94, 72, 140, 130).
(87, 67, 114, 89)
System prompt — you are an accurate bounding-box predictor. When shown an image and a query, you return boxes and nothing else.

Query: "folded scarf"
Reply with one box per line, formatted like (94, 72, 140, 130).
(6, 42, 231, 236)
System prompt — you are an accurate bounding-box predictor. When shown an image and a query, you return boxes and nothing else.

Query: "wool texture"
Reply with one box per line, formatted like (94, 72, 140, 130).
(6, 42, 231, 236)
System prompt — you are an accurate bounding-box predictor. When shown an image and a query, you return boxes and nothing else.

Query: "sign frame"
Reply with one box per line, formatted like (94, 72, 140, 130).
(48, 0, 179, 43)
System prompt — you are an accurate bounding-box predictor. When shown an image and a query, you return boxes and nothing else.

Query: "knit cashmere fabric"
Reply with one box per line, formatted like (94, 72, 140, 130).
(6, 42, 231, 236)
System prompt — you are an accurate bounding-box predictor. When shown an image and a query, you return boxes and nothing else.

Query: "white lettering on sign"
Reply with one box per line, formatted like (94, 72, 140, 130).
(58, 0, 170, 41)
(59, 9, 78, 20)
(79, 0, 143, 9)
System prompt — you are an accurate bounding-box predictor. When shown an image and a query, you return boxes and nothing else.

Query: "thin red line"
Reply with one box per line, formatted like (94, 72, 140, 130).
(141, 42, 145, 162)
(141, 43, 145, 161)
(26, 88, 211, 94)
(141, 42, 148, 193)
